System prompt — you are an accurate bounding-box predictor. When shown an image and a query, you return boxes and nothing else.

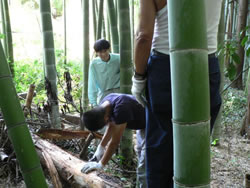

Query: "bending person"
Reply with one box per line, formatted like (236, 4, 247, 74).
(81, 93, 146, 188)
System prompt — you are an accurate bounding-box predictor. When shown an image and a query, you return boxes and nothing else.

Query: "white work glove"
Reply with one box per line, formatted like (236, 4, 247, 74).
(131, 75, 147, 107)
(81, 161, 103, 173)
(89, 145, 105, 162)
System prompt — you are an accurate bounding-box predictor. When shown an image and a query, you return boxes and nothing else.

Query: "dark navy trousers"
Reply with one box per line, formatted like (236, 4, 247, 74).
(145, 53, 221, 188)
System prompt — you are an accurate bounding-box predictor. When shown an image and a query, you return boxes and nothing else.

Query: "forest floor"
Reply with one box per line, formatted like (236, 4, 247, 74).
(0, 86, 249, 188)
(210, 87, 250, 188)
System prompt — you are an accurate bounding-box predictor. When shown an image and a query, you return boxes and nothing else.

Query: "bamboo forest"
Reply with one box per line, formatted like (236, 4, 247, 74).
(0, 0, 249, 187)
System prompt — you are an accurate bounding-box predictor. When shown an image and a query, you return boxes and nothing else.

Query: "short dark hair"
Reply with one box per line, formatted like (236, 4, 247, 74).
(82, 107, 106, 131)
(94, 39, 110, 52)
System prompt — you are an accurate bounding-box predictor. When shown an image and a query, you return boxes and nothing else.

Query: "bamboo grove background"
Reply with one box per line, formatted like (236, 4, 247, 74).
(0, 0, 249, 187)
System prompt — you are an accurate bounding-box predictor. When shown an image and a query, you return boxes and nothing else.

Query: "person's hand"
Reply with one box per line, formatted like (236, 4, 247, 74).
(89, 145, 105, 162)
(131, 75, 147, 107)
(81, 161, 103, 173)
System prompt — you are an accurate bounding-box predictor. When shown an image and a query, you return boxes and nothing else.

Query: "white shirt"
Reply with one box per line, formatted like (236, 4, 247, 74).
(152, 0, 223, 55)
(205, 0, 223, 54)
(151, 4, 169, 55)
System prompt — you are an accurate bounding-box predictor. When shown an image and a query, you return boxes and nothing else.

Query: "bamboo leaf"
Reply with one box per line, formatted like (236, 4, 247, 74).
(241, 36, 248, 47)
(232, 53, 241, 65)
(240, 26, 250, 36)
(246, 45, 250, 57)
(227, 63, 237, 81)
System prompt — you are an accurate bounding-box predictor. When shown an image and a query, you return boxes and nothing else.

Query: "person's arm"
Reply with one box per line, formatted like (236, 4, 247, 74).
(88, 63, 98, 106)
(99, 122, 115, 147)
(81, 123, 126, 173)
(100, 123, 126, 166)
(134, 0, 157, 75)
(89, 123, 113, 161)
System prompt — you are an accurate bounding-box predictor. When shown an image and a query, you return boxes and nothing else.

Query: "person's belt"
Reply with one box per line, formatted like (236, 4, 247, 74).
(208, 53, 216, 58)
(153, 49, 216, 58)
(152, 49, 169, 56)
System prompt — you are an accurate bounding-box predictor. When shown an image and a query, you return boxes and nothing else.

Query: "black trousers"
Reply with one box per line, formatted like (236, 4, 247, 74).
(145, 52, 221, 188)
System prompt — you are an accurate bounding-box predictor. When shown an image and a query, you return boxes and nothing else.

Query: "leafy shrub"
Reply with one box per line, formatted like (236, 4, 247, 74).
(14, 55, 82, 109)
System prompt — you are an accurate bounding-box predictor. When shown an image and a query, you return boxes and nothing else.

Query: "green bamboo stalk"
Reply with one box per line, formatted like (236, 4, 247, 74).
(40, 0, 61, 128)
(96, 0, 104, 40)
(242, 1, 250, 89)
(118, 0, 132, 94)
(168, 0, 210, 187)
(115, 0, 118, 28)
(63, 0, 67, 65)
(106, 14, 111, 42)
(82, 0, 89, 112)
(224, 0, 233, 70)
(0, 42, 47, 188)
(224, 0, 229, 31)
(232, 0, 248, 89)
(102, 16, 106, 39)
(107, 0, 119, 53)
(211, 0, 226, 145)
(245, 1, 250, 93)
(0, 0, 7, 56)
(3, 0, 14, 77)
(130, 0, 134, 59)
(232, 1, 238, 35)
(118, 0, 133, 165)
(95, 0, 99, 20)
(92, 0, 97, 41)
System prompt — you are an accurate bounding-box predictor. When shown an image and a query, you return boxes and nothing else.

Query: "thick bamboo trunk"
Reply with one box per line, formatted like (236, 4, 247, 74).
(40, 0, 61, 128)
(33, 134, 122, 188)
(0, 42, 47, 187)
(169, 0, 210, 187)
(117, 0, 133, 165)
(241, 80, 250, 138)
(241, 1, 250, 138)
(232, 0, 248, 89)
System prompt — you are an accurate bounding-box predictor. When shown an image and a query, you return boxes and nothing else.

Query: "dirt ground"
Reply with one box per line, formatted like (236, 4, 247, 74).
(210, 88, 250, 188)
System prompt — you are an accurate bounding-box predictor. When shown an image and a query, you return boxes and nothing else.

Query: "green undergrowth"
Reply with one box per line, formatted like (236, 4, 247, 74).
(13, 55, 83, 110)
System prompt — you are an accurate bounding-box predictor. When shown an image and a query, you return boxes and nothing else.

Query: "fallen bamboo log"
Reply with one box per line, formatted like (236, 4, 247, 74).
(61, 113, 81, 125)
(36, 129, 103, 140)
(32, 134, 122, 188)
(42, 151, 62, 188)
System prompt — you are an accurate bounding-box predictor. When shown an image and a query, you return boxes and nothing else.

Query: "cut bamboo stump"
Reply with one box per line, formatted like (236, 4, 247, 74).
(25, 84, 36, 109)
(32, 134, 122, 188)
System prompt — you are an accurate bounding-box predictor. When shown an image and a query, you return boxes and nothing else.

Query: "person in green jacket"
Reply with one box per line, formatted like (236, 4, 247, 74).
(88, 39, 120, 106)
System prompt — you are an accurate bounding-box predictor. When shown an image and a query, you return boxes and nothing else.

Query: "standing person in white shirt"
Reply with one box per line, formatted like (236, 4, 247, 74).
(131, 0, 222, 187)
